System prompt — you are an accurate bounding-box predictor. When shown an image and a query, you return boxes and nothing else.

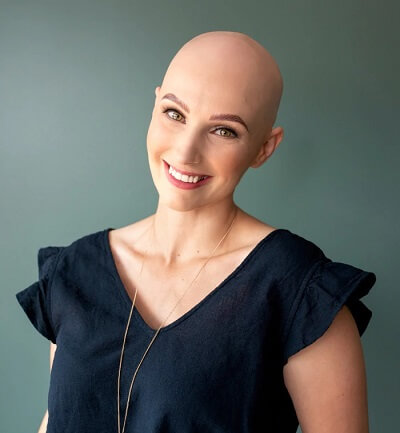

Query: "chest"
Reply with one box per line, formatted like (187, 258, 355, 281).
(112, 242, 261, 331)
(50, 280, 287, 433)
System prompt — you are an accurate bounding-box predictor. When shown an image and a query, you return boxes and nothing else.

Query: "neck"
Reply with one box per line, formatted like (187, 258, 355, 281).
(150, 198, 240, 266)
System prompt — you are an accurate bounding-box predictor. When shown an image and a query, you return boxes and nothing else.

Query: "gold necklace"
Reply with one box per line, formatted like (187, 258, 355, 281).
(117, 207, 239, 433)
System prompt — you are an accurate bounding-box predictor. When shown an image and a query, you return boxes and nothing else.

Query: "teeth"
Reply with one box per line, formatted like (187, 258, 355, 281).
(168, 164, 207, 184)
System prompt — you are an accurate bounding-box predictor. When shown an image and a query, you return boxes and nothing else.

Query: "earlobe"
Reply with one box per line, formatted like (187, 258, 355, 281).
(250, 143, 270, 169)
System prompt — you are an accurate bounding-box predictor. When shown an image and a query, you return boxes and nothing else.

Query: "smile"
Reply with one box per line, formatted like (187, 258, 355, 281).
(169, 165, 209, 183)
(163, 160, 212, 190)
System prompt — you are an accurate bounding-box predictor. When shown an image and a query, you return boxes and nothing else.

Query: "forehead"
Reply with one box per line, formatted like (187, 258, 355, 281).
(161, 64, 264, 128)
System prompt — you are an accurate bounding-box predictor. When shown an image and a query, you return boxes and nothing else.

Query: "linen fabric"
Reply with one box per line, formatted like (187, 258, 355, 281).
(15, 227, 377, 433)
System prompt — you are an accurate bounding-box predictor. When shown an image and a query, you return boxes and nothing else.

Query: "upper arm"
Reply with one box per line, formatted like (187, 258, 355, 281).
(50, 342, 57, 372)
(283, 305, 370, 433)
(42, 343, 56, 431)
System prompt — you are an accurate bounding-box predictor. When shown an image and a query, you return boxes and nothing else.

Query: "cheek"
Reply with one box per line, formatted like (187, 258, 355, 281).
(215, 149, 250, 178)
(146, 119, 167, 155)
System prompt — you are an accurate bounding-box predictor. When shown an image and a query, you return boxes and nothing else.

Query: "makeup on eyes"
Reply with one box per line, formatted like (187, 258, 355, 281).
(160, 92, 250, 133)
(161, 106, 239, 139)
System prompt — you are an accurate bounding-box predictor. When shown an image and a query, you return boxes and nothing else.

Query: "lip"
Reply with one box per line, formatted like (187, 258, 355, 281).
(163, 160, 210, 177)
(163, 160, 212, 190)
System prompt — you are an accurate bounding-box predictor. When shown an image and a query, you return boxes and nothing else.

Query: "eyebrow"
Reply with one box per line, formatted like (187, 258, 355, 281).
(161, 93, 249, 132)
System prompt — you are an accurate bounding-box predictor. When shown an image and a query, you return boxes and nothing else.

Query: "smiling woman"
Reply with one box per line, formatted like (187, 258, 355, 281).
(15, 30, 376, 433)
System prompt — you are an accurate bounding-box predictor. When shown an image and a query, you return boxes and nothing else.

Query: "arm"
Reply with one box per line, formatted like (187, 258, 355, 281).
(37, 342, 57, 433)
(50, 342, 56, 371)
(37, 411, 48, 433)
(283, 305, 370, 433)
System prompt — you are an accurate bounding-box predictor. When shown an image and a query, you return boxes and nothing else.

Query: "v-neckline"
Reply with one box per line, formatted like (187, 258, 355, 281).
(103, 226, 286, 334)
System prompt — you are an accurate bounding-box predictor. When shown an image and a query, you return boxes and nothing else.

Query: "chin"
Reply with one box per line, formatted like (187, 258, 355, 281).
(158, 198, 202, 213)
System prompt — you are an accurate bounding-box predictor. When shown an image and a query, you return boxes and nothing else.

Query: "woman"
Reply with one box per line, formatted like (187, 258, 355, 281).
(16, 31, 376, 433)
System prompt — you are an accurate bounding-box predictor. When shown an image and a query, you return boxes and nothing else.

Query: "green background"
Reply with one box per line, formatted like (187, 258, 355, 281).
(1, 1, 398, 432)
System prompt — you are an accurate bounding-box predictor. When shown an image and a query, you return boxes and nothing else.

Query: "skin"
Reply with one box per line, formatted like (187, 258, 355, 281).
(145, 30, 369, 432)
(284, 305, 370, 433)
(146, 30, 284, 264)
(43, 31, 369, 433)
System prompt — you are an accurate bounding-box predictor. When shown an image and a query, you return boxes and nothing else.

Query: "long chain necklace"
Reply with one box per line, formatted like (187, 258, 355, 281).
(117, 207, 239, 433)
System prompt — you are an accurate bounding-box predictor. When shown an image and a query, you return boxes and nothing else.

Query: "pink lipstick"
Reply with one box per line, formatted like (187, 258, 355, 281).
(163, 160, 212, 190)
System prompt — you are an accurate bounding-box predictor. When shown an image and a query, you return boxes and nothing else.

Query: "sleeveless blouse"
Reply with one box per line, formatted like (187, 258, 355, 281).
(15, 227, 377, 433)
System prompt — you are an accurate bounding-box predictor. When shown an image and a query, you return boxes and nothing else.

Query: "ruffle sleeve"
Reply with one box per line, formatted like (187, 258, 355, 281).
(282, 258, 377, 366)
(16, 246, 64, 344)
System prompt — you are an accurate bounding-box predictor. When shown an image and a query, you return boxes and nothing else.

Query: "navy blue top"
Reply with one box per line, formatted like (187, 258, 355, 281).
(16, 227, 376, 433)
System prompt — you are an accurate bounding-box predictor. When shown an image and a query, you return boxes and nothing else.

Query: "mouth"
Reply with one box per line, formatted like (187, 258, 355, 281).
(163, 160, 211, 178)
(163, 160, 212, 189)
(163, 159, 212, 179)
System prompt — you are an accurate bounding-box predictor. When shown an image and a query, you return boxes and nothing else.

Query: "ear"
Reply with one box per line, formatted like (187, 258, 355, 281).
(250, 126, 284, 169)
(151, 86, 161, 117)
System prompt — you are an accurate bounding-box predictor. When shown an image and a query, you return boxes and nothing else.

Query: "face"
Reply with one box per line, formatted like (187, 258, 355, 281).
(146, 63, 280, 212)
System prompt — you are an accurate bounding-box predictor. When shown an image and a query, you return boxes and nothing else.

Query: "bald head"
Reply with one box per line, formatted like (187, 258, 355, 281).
(159, 31, 283, 138)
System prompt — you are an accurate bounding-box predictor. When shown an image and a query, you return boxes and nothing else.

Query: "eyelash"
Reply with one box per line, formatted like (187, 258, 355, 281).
(161, 107, 238, 139)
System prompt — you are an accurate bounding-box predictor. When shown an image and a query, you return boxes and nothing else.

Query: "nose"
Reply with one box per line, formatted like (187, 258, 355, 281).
(172, 129, 203, 167)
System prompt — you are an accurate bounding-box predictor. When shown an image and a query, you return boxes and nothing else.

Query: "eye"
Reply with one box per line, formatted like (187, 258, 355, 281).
(213, 127, 237, 138)
(162, 107, 238, 139)
(163, 108, 184, 122)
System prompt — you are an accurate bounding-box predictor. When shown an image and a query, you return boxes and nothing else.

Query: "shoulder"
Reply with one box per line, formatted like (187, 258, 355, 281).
(277, 230, 376, 366)
(277, 228, 325, 259)
(233, 211, 326, 266)
(41, 219, 152, 264)
(58, 227, 107, 256)
(39, 226, 113, 279)
(266, 228, 327, 284)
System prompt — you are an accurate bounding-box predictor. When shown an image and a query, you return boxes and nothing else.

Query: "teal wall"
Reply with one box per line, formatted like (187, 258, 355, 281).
(1, 1, 398, 432)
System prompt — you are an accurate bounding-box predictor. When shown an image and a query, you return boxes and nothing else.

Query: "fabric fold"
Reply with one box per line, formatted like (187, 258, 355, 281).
(16, 246, 64, 343)
(282, 259, 376, 365)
